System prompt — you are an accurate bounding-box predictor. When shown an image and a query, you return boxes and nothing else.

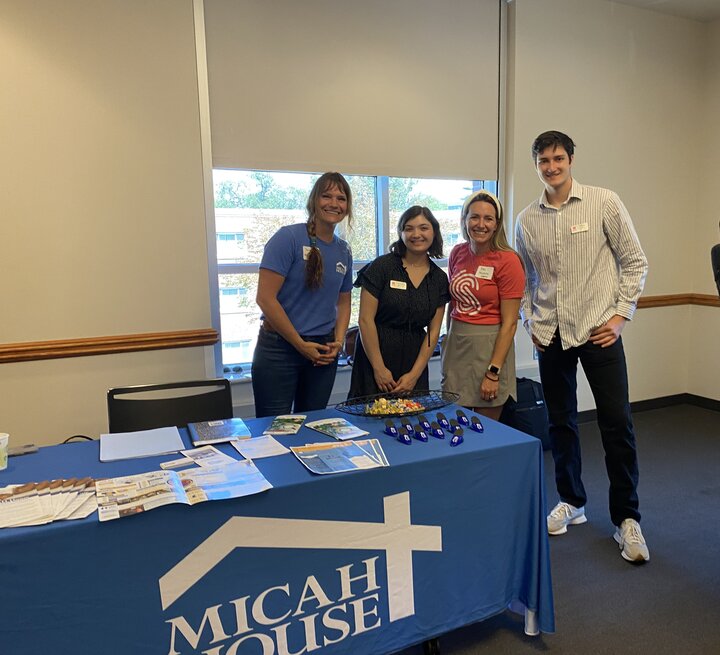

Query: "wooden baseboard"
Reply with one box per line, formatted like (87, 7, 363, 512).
(577, 393, 720, 423)
(0, 329, 218, 364)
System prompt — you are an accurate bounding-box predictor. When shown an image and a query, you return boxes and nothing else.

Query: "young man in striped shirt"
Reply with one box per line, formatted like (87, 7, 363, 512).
(515, 130, 650, 563)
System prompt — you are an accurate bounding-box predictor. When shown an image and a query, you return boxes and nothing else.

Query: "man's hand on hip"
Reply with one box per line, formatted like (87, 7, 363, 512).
(589, 315, 627, 348)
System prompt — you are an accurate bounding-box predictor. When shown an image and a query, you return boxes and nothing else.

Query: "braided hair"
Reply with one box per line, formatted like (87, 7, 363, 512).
(304, 172, 353, 289)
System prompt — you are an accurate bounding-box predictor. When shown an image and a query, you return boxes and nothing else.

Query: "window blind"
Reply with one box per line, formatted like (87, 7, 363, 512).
(204, 0, 501, 180)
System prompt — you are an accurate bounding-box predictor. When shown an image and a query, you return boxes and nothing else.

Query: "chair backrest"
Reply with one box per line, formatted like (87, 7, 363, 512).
(107, 379, 233, 433)
(343, 326, 360, 364)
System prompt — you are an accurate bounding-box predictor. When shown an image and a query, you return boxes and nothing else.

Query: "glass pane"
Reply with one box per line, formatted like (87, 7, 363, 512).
(387, 178, 497, 258)
(342, 176, 377, 263)
(214, 170, 312, 264)
(214, 170, 377, 265)
(219, 273, 260, 366)
(349, 286, 361, 330)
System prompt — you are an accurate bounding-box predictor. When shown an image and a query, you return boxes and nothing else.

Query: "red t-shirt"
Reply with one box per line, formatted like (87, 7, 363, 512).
(448, 243, 525, 325)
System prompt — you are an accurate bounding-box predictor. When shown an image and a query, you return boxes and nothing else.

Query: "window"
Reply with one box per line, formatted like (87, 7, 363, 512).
(212, 171, 496, 374)
(218, 233, 245, 242)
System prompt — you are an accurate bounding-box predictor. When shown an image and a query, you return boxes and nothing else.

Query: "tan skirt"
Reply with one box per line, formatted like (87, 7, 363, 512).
(441, 319, 517, 409)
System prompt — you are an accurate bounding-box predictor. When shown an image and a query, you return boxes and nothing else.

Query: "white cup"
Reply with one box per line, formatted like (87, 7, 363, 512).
(0, 433, 9, 471)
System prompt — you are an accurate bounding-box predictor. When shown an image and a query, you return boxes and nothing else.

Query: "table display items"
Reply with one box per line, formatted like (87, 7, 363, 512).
(99, 426, 185, 462)
(0, 478, 97, 527)
(336, 390, 460, 418)
(305, 417, 369, 441)
(380, 409, 484, 447)
(262, 414, 306, 435)
(188, 418, 252, 446)
(290, 439, 388, 475)
(95, 459, 272, 521)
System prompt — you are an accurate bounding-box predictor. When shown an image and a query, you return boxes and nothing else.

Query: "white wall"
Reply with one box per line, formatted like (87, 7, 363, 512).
(690, 18, 720, 400)
(2, 0, 718, 446)
(0, 1, 212, 445)
(508, 0, 718, 410)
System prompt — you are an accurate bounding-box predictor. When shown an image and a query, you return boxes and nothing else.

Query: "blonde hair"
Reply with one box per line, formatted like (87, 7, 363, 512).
(460, 190, 513, 252)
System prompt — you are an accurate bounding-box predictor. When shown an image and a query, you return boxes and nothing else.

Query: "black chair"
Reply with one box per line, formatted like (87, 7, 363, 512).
(107, 379, 233, 433)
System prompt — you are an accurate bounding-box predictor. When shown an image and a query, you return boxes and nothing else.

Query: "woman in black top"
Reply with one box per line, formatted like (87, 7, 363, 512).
(348, 206, 450, 399)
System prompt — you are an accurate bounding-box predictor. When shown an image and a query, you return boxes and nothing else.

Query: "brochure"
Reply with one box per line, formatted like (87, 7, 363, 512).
(0, 478, 97, 528)
(95, 460, 272, 522)
(188, 418, 252, 446)
(231, 434, 290, 459)
(290, 439, 387, 475)
(180, 445, 238, 468)
(305, 417, 369, 441)
(263, 414, 306, 435)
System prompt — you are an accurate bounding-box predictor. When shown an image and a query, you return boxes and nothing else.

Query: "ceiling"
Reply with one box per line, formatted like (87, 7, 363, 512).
(610, 0, 720, 23)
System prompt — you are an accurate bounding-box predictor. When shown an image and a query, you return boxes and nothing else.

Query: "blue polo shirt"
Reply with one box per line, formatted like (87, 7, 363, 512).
(260, 223, 353, 336)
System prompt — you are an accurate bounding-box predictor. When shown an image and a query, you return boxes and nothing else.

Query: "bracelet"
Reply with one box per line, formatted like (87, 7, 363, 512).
(484, 372, 499, 382)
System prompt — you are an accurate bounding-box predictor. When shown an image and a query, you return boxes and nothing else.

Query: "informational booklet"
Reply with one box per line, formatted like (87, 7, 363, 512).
(180, 445, 238, 468)
(231, 434, 290, 459)
(95, 460, 272, 522)
(290, 439, 387, 475)
(0, 478, 97, 528)
(263, 414, 306, 435)
(305, 417, 369, 441)
(187, 418, 252, 446)
(99, 426, 185, 462)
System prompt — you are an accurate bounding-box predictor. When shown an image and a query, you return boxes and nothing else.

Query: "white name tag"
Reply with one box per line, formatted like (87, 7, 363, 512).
(302, 246, 312, 260)
(570, 222, 589, 234)
(475, 265, 494, 280)
(390, 280, 407, 290)
(336, 262, 347, 275)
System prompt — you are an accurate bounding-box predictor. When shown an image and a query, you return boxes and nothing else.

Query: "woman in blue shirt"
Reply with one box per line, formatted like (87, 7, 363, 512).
(252, 172, 354, 417)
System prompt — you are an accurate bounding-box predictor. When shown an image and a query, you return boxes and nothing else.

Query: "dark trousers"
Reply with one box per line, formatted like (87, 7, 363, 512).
(251, 328, 338, 418)
(538, 334, 640, 526)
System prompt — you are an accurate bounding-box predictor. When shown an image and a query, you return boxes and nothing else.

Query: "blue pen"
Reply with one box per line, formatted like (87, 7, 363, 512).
(436, 412, 451, 431)
(469, 416, 484, 433)
(401, 418, 414, 434)
(384, 419, 399, 437)
(456, 409, 470, 426)
(449, 419, 463, 434)
(412, 425, 429, 442)
(450, 429, 464, 447)
(397, 427, 412, 445)
(417, 414, 432, 432)
(430, 421, 445, 439)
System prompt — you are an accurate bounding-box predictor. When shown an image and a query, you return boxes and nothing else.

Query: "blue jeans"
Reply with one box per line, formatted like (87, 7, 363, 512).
(251, 328, 338, 418)
(538, 333, 640, 526)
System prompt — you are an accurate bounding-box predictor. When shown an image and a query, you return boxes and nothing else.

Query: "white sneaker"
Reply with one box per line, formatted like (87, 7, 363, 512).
(614, 518, 650, 562)
(547, 501, 587, 535)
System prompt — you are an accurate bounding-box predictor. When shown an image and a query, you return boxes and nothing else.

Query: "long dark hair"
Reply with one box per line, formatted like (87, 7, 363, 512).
(389, 206, 444, 258)
(305, 172, 353, 289)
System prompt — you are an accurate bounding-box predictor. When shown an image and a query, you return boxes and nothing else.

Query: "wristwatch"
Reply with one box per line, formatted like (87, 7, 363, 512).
(487, 364, 501, 376)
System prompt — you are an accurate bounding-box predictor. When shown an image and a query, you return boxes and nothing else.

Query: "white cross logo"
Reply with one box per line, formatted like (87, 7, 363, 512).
(159, 491, 442, 622)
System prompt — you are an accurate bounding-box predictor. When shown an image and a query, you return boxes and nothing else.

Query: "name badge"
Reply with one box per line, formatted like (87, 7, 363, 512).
(475, 265, 494, 280)
(336, 262, 347, 275)
(390, 280, 407, 290)
(570, 222, 589, 234)
(302, 246, 312, 260)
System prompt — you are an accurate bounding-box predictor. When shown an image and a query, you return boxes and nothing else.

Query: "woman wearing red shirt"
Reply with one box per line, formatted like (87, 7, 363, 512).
(442, 190, 525, 421)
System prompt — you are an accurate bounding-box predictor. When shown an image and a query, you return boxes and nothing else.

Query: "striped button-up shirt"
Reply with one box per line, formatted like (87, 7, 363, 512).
(515, 180, 648, 349)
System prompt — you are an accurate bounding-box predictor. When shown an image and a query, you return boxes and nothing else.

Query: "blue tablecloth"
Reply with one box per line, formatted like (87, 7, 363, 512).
(0, 406, 554, 654)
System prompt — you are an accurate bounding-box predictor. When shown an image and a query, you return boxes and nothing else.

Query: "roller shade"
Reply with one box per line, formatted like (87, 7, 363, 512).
(204, 0, 501, 180)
